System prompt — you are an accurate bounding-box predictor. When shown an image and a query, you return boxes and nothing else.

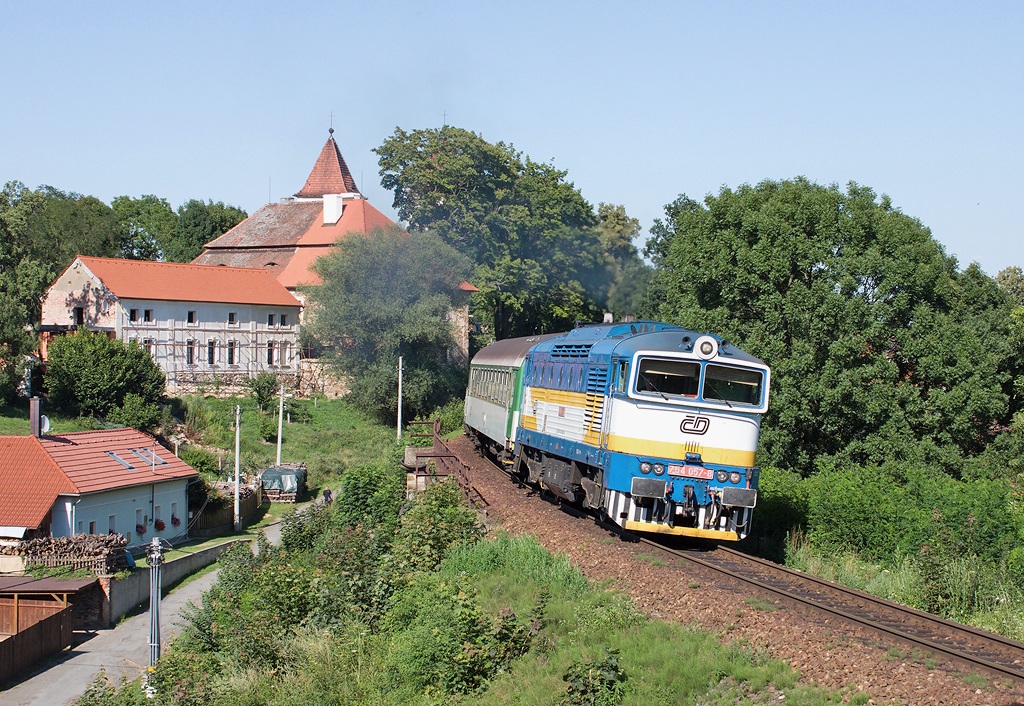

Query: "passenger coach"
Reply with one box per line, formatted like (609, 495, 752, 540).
(465, 322, 771, 541)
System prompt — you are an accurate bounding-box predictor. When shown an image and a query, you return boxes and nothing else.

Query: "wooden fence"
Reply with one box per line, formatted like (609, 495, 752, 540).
(192, 490, 261, 532)
(0, 606, 72, 684)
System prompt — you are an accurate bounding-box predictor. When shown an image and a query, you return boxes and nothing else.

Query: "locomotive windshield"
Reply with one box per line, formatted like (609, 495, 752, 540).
(703, 364, 763, 405)
(636, 359, 699, 396)
(634, 357, 765, 406)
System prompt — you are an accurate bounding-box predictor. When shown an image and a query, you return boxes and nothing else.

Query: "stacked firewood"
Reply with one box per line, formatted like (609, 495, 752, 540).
(0, 532, 128, 558)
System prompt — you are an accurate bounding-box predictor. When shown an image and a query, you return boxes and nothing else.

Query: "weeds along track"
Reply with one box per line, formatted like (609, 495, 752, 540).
(658, 542, 1024, 683)
(442, 434, 1024, 686)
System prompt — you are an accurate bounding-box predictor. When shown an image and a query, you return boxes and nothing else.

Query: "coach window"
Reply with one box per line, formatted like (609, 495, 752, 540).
(636, 358, 699, 397)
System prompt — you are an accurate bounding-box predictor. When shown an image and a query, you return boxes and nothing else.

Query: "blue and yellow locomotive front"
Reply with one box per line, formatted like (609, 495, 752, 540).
(514, 322, 770, 541)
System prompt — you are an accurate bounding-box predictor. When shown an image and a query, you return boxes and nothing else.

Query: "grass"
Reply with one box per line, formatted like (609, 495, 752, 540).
(785, 534, 1024, 642)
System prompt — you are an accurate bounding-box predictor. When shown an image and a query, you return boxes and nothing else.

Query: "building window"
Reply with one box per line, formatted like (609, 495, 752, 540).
(129, 308, 138, 323)
(89, 520, 96, 534)
(144, 309, 153, 323)
(186, 339, 196, 365)
(108, 515, 116, 533)
(268, 313, 275, 327)
(136, 508, 143, 528)
(280, 342, 291, 367)
(280, 314, 288, 327)
(227, 340, 237, 365)
(143, 338, 155, 356)
(208, 340, 217, 365)
(74, 307, 85, 325)
(267, 341, 275, 365)
(228, 312, 237, 326)
(186, 310, 197, 325)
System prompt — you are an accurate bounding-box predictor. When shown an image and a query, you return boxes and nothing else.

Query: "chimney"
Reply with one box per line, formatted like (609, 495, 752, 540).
(30, 396, 41, 438)
(323, 194, 344, 225)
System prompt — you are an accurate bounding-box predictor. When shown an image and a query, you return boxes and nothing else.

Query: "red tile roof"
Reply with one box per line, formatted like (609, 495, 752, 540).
(295, 198, 398, 246)
(294, 131, 360, 198)
(0, 437, 76, 529)
(37, 428, 198, 494)
(74, 257, 300, 307)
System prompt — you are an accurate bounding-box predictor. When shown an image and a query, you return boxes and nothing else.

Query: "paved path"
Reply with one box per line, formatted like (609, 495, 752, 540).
(1, 520, 284, 705)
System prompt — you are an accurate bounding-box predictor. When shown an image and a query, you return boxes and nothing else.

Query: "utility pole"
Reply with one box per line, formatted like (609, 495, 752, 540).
(397, 356, 403, 441)
(147, 537, 164, 666)
(276, 383, 285, 466)
(233, 405, 241, 531)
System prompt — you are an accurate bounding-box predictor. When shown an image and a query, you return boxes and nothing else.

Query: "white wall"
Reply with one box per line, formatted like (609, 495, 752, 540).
(116, 298, 300, 381)
(55, 479, 191, 547)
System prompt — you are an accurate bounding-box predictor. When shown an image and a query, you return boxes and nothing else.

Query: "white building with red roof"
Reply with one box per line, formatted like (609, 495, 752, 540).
(40, 256, 302, 394)
(0, 425, 197, 544)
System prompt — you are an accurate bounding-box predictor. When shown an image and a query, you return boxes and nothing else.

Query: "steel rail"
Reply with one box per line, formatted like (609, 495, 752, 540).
(636, 536, 1024, 683)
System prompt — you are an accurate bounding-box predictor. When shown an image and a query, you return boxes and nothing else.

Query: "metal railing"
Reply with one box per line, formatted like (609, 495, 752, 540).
(407, 420, 487, 507)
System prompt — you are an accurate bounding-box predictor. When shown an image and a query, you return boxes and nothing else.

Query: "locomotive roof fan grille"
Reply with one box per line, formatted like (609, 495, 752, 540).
(694, 335, 719, 360)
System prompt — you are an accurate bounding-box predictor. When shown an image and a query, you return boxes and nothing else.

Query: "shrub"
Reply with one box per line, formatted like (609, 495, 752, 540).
(246, 372, 278, 411)
(561, 649, 628, 706)
(106, 392, 162, 432)
(390, 479, 483, 575)
(46, 329, 164, 417)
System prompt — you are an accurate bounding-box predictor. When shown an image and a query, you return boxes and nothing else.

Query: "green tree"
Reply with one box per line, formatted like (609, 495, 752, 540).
(595, 203, 651, 319)
(375, 126, 603, 339)
(45, 329, 165, 417)
(111, 194, 177, 260)
(996, 266, 1024, 307)
(163, 199, 246, 263)
(643, 178, 1016, 475)
(308, 226, 474, 422)
(1, 182, 122, 401)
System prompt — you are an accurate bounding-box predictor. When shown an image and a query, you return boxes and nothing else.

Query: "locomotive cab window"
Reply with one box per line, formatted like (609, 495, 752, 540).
(614, 360, 629, 393)
(703, 364, 763, 406)
(636, 358, 699, 397)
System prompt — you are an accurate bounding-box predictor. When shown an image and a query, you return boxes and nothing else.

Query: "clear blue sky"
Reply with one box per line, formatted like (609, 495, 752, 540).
(3, 1, 1022, 275)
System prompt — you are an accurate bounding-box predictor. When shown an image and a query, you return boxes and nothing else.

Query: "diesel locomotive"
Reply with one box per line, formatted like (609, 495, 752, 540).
(464, 321, 771, 541)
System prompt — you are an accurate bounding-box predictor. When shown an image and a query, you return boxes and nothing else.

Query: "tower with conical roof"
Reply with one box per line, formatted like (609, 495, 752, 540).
(294, 128, 361, 199)
(193, 130, 396, 293)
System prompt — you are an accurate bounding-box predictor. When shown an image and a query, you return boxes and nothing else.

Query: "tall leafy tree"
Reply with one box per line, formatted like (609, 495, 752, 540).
(644, 178, 1016, 475)
(375, 126, 604, 340)
(595, 203, 651, 319)
(164, 199, 246, 263)
(996, 266, 1024, 307)
(112, 194, 177, 260)
(307, 226, 474, 423)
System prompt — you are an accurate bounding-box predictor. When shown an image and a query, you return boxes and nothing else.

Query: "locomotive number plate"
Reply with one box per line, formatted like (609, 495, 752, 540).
(667, 464, 713, 480)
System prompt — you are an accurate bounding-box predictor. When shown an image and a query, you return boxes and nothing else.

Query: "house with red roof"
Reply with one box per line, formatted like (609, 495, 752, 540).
(39, 257, 302, 394)
(0, 423, 197, 544)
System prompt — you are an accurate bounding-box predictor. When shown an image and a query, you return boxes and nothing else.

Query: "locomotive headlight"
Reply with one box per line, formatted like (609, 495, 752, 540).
(729, 471, 742, 484)
(716, 470, 728, 483)
(695, 335, 719, 360)
(640, 461, 652, 474)
(653, 463, 665, 476)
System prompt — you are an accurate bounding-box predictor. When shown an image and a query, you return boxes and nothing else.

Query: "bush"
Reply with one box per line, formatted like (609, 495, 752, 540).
(390, 479, 483, 575)
(106, 392, 162, 432)
(246, 371, 278, 412)
(46, 329, 164, 417)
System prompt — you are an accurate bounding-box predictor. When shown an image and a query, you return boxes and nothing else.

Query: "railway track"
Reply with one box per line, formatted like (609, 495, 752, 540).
(638, 538, 1024, 683)
(439, 433, 1024, 685)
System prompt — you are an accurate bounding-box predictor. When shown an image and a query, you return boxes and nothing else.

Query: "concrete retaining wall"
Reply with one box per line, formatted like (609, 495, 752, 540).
(103, 540, 245, 626)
